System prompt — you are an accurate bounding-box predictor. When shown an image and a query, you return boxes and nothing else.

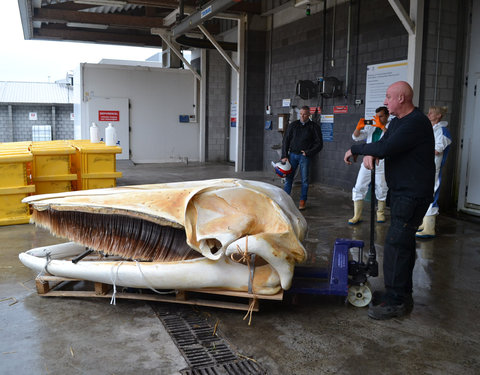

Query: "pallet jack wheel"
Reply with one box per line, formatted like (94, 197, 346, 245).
(347, 284, 372, 307)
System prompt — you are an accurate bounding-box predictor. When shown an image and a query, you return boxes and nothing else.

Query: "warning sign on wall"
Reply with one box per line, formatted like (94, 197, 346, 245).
(309, 106, 322, 114)
(333, 106, 348, 114)
(98, 110, 120, 122)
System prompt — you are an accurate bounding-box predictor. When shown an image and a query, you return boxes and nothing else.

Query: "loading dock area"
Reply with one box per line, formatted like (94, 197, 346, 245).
(1, 161, 479, 374)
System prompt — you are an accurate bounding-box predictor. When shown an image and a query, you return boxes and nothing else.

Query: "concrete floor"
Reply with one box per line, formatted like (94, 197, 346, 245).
(1, 161, 479, 374)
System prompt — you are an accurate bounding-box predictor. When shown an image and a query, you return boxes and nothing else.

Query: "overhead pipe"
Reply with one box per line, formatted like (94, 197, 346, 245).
(433, 0, 442, 104)
(267, 14, 273, 110)
(179, 0, 185, 21)
(344, 0, 352, 97)
(331, 0, 336, 67)
(321, 0, 326, 108)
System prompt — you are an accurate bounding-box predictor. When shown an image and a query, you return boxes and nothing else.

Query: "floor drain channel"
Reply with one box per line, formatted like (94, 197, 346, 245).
(152, 304, 267, 374)
(179, 359, 267, 375)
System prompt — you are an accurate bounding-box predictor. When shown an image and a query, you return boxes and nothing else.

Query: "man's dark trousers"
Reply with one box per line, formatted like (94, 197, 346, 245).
(384, 192, 430, 302)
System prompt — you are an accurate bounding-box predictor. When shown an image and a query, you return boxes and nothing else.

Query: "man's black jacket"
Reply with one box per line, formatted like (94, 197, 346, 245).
(281, 119, 323, 158)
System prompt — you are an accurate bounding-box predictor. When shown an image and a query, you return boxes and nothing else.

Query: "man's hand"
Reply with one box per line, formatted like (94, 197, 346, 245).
(281, 157, 288, 163)
(355, 118, 366, 131)
(372, 115, 386, 130)
(363, 155, 379, 170)
(344, 149, 358, 165)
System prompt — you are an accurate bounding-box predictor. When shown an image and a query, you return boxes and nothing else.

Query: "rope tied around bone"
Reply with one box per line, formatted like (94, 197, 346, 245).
(110, 261, 124, 305)
(229, 236, 257, 325)
(135, 261, 175, 295)
(37, 252, 52, 282)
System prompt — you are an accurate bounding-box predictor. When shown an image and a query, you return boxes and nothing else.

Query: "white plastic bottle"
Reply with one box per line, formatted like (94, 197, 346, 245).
(105, 123, 117, 146)
(89, 122, 100, 143)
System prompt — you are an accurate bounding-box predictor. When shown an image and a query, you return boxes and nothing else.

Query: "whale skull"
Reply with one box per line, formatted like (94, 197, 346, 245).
(19, 179, 307, 295)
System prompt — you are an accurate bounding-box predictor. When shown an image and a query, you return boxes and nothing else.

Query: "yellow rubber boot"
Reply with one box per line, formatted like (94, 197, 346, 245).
(417, 216, 426, 232)
(416, 215, 436, 238)
(348, 200, 363, 225)
(377, 200, 386, 223)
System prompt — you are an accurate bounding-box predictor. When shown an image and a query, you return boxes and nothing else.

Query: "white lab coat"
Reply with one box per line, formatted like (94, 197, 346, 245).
(426, 121, 452, 216)
(351, 124, 389, 201)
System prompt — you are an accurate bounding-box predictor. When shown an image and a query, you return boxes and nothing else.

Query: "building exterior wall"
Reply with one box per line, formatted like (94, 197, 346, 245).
(0, 105, 12, 142)
(0, 104, 73, 142)
(258, 0, 467, 213)
(54, 104, 75, 140)
(262, 0, 408, 190)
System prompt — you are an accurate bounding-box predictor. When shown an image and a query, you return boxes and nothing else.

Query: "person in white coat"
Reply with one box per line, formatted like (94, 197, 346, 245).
(416, 105, 452, 238)
(348, 106, 390, 224)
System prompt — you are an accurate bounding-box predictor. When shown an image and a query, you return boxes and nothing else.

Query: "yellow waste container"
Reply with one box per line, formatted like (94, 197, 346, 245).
(30, 141, 77, 195)
(0, 150, 35, 225)
(70, 141, 122, 190)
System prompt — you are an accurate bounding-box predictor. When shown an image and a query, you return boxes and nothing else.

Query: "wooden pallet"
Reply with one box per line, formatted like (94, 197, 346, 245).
(34, 275, 284, 312)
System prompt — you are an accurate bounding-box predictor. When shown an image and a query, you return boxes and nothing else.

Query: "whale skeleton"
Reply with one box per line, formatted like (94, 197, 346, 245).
(19, 179, 307, 296)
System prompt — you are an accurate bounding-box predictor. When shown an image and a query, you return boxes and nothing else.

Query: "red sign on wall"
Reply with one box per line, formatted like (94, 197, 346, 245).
(333, 105, 348, 114)
(98, 110, 120, 122)
(309, 106, 322, 115)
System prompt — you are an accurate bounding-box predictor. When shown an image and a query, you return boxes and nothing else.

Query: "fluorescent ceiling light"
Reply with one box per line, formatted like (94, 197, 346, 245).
(74, 0, 127, 6)
(66, 22, 109, 29)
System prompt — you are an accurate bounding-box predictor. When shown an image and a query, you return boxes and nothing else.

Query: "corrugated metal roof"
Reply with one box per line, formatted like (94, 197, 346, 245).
(0, 81, 73, 104)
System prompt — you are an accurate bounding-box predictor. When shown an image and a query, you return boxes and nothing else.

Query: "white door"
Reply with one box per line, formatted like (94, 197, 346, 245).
(465, 78, 480, 207)
(459, 0, 480, 213)
(87, 97, 129, 159)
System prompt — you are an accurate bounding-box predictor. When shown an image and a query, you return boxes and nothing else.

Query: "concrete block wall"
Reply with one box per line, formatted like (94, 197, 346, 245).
(54, 105, 75, 140)
(257, 0, 467, 213)
(206, 49, 230, 162)
(1, 104, 74, 142)
(244, 28, 267, 171)
(0, 105, 13, 142)
(13, 105, 52, 141)
(263, 0, 408, 191)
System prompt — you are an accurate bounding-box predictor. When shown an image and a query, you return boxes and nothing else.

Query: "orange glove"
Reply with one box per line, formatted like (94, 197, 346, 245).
(355, 118, 366, 131)
(372, 115, 386, 130)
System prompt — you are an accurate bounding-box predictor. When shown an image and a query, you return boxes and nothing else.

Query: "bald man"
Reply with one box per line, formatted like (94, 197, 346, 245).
(344, 81, 435, 320)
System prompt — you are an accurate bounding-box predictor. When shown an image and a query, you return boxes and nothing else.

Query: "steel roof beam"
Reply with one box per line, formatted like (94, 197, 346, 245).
(171, 0, 240, 36)
(33, 8, 165, 28)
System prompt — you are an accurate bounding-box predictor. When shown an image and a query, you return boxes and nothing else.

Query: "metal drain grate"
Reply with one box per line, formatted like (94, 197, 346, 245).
(180, 359, 267, 375)
(152, 304, 267, 374)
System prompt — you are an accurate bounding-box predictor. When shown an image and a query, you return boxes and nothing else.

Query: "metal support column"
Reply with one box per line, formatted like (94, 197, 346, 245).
(407, 0, 424, 105)
(388, 0, 424, 105)
(235, 14, 246, 172)
(200, 49, 207, 163)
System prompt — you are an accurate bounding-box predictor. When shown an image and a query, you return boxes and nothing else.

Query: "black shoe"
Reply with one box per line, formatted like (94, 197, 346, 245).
(404, 294, 414, 313)
(368, 301, 406, 320)
(371, 290, 387, 306)
(371, 291, 414, 311)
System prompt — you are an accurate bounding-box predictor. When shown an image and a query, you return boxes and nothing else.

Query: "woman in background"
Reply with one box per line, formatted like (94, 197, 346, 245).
(416, 105, 452, 238)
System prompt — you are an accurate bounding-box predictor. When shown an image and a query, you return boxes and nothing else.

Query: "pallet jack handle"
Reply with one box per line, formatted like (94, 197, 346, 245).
(368, 163, 379, 277)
